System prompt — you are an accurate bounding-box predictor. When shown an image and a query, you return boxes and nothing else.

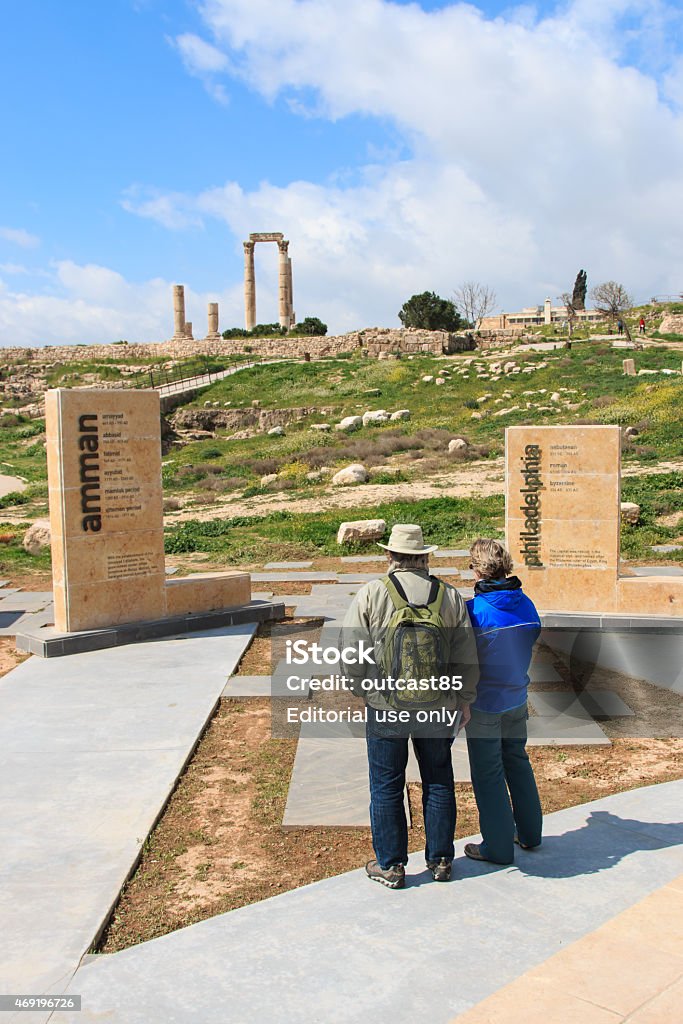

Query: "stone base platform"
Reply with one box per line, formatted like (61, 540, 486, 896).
(16, 599, 285, 658)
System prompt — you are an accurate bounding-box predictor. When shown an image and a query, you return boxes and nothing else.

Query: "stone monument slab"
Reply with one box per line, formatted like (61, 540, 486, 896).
(506, 425, 620, 613)
(47, 389, 167, 632)
(506, 425, 683, 616)
(46, 388, 251, 633)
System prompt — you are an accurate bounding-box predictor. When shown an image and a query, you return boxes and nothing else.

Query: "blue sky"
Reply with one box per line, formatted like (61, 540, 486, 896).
(1, 0, 683, 344)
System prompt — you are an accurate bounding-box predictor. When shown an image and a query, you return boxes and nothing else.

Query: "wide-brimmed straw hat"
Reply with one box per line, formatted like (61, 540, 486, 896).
(377, 523, 438, 555)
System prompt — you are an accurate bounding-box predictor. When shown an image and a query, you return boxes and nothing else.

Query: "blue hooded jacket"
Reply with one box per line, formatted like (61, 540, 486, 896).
(466, 576, 541, 714)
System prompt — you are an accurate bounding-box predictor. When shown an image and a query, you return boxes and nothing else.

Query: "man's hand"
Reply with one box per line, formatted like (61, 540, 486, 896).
(458, 704, 471, 733)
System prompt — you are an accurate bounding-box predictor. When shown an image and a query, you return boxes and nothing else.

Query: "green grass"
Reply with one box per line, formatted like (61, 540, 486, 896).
(160, 344, 683, 498)
(164, 495, 506, 562)
(0, 521, 52, 573)
(620, 472, 683, 559)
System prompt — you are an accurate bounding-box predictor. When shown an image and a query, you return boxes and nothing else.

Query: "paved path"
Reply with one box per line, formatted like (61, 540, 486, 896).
(0, 624, 256, 1023)
(453, 870, 683, 1022)
(61, 782, 683, 1023)
(154, 359, 282, 398)
(0, 473, 26, 498)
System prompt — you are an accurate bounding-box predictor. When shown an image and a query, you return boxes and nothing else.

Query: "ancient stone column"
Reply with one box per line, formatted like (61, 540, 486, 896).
(172, 285, 186, 339)
(623, 358, 636, 376)
(207, 302, 220, 340)
(184, 321, 193, 340)
(244, 241, 256, 331)
(286, 256, 294, 326)
(278, 239, 290, 329)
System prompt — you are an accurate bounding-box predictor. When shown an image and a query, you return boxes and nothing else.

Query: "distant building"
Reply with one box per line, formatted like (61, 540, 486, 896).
(480, 298, 603, 331)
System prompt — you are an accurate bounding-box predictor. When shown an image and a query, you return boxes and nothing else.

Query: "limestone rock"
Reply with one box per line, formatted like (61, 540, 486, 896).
(448, 438, 468, 453)
(22, 519, 51, 556)
(624, 426, 639, 438)
(470, 411, 483, 420)
(335, 415, 362, 432)
(435, 377, 446, 385)
(336, 519, 386, 545)
(390, 409, 410, 421)
(620, 502, 641, 525)
(261, 474, 279, 487)
(311, 423, 331, 431)
(362, 410, 390, 426)
(332, 463, 369, 486)
(267, 426, 285, 436)
(421, 375, 434, 383)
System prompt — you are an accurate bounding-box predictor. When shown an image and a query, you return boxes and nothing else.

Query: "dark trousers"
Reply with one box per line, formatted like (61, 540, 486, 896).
(366, 708, 456, 868)
(466, 702, 542, 864)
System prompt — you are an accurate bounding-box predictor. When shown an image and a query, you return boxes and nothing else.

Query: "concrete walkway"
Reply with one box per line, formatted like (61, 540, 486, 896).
(60, 781, 683, 1023)
(0, 625, 256, 1022)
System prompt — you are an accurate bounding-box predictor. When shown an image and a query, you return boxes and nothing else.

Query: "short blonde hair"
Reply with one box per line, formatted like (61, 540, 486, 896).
(469, 538, 513, 580)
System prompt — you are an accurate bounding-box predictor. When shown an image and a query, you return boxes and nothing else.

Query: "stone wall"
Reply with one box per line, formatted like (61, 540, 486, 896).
(658, 313, 683, 335)
(0, 327, 478, 365)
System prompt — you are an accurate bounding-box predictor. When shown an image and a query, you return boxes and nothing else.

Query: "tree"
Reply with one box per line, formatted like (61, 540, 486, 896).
(398, 291, 464, 331)
(560, 292, 578, 338)
(590, 281, 634, 322)
(291, 317, 327, 336)
(572, 270, 588, 311)
(453, 281, 497, 330)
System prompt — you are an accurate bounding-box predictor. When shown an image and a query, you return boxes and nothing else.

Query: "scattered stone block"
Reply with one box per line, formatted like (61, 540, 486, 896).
(448, 438, 468, 453)
(332, 464, 369, 486)
(620, 501, 641, 525)
(335, 416, 362, 432)
(390, 409, 410, 421)
(261, 473, 279, 487)
(337, 519, 386, 545)
(362, 410, 390, 425)
(267, 426, 285, 436)
(22, 519, 51, 556)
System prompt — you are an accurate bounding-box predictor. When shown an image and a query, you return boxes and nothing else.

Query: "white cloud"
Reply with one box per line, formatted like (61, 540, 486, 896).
(0, 226, 40, 249)
(0, 261, 246, 347)
(121, 0, 683, 329)
(170, 32, 231, 105)
(6, 1, 683, 344)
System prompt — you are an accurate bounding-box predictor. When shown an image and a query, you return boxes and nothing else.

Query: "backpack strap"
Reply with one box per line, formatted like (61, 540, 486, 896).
(426, 575, 446, 616)
(382, 573, 446, 613)
(382, 574, 409, 610)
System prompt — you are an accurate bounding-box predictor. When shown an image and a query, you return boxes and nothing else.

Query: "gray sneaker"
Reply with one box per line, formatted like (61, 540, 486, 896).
(426, 857, 452, 882)
(365, 859, 405, 889)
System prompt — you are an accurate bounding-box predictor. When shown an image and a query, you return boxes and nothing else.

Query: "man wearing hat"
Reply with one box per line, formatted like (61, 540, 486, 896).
(342, 524, 479, 888)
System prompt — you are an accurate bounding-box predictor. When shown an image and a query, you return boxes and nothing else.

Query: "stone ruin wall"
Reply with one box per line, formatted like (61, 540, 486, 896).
(0, 327, 477, 367)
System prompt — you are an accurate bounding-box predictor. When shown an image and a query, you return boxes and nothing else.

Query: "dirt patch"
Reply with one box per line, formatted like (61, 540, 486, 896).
(0, 637, 28, 678)
(168, 458, 507, 523)
(163, 455, 683, 525)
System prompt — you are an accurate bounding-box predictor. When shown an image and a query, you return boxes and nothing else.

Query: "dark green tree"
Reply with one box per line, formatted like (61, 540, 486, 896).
(398, 291, 464, 331)
(291, 317, 327, 336)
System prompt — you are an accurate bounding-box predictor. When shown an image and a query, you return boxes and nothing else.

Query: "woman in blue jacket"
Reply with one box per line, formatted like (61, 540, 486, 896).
(464, 538, 543, 864)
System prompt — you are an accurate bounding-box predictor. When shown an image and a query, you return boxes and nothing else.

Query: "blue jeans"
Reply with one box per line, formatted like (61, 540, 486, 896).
(366, 708, 456, 869)
(466, 702, 542, 864)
